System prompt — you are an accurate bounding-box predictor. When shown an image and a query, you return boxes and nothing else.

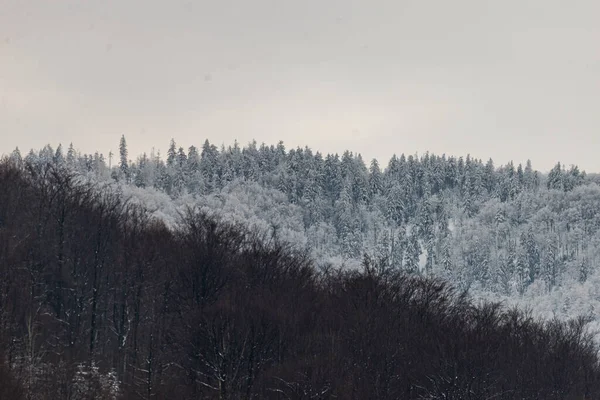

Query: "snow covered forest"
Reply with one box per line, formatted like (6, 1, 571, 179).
(4, 138, 600, 398)
(10, 138, 600, 319)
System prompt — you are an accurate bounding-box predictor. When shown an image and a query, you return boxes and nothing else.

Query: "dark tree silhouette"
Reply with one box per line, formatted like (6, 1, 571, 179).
(1, 158, 600, 399)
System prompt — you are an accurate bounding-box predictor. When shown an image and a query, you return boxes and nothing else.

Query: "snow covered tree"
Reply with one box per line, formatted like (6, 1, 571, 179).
(547, 162, 563, 191)
(386, 184, 405, 226)
(54, 144, 64, 165)
(368, 158, 384, 199)
(542, 236, 560, 290)
(404, 233, 421, 274)
(166, 138, 177, 168)
(579, 257, 589, 283)
(119, 135, 129, 182)
(9, 147, 22, 167)
(66, 143, 76, 165)
(441, 239, 453, 278)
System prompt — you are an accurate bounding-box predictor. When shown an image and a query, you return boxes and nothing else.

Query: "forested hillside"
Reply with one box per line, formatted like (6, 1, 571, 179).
(9, 138, 599, 302)
(2, 159, 600, 399)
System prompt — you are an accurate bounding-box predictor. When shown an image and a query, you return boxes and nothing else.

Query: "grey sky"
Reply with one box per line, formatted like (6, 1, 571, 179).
(1, 0, 599, 171)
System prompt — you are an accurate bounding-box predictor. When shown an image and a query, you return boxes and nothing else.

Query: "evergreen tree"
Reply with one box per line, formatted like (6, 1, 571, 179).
(54, 144, 64, 164)
(9, 147, 22, 166)
(119, 135, 129, 182)
(563, 165, 584, 192)
(133, 153, 148, 188)
(187, 145, 200, 174)
(200, 140, 219, 190)
(515, 249, 530, 295)
(547, 162, 563, 191)
(92, 152, 106, 176)
(386, 184, 405, 226)
(497, 245, 515, 295)
(404, 233, 421, 274)
(579, 257, 589, 283)
(66, 143, 76, 165)
(375, 229, 391, 270)
(323, 154, 342, 205)
(542, 236, 560, 290)
(517, 163, 524, 187)
(523, 159, 534, 189)
(241, 141, 260, 181)
(483, 158, 496, 194)
(39, 144, 54, 164)
(186, 145, 202, 194)
(167, 138, 177, 168)
(521, 228, 540, 283)
(441, 239, 453, 277)
(336, 180, 361, 258)
(390, 226, 406, 270)
(352, 154, 369, 205)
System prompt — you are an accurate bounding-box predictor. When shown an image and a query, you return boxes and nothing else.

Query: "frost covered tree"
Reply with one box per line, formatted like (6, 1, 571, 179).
(119, 135, 129, 182)
(368, 158, 383, 199)
(166, 138, 177, 168)
(66, 143, 76, 165)
(404, 233, 421, 274)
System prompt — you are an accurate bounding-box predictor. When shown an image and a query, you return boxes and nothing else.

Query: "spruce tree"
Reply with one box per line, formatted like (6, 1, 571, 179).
(167, 139, 177, 167)
(119, 135, 129, 182)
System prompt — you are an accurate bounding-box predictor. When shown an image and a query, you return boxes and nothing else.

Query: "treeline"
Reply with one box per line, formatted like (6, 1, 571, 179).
(1, 160, 600, 399)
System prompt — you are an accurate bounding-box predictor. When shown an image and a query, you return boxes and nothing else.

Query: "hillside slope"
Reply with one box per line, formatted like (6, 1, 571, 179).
(1, 159, 600, 399)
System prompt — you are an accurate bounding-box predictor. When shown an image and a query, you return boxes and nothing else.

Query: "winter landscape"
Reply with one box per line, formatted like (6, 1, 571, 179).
(3, 0, 600, 398)
(2, 139, 600, 398)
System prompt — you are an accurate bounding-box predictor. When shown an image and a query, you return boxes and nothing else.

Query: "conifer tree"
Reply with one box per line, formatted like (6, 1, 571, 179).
(404, 233, 421, 274)
(54, 144, 64, 164)
(167, 138, 177, 167)
(119, 135, 129, 182)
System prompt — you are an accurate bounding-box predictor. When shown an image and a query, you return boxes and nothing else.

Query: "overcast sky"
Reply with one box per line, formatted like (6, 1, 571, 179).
(1, 0, 599, 171)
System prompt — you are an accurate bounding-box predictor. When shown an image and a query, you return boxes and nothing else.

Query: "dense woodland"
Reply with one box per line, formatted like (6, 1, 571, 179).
(10, 138, 600, 296)
(2, 158, 600, 399)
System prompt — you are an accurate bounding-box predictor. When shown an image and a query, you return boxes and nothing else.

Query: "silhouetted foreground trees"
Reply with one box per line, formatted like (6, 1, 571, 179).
(1, 159, 600, 399)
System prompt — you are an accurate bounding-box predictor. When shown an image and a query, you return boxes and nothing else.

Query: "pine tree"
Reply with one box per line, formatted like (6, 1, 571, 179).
(441, 240, 453, 277)
(579, 257, 589, 283)
(92, 152, 106, 176)
(336, 179, 362, 259)
(167, 139, 177, 167)
(323, 154, 342, 205)
(547, 162, 563, 191)
(563, 165, 584, 192)
(542, 236, 559, 290)
(54, 144, 64, 164)
(39, 144, 54, 165)
(404, 234, 421, 274)
(521, 228, 540, 283)
(352, 154, 369, 205)
(497, 245, 515, 295)
(172, 147, 188, 196)
(119, 135, 129, 182)
(9, 147, 22, 167)
(187, 145, 200, 174)
(242, 141, 260, 181)
(517, 163, 524, 187)
(386, 184, 405, 226)
(25, 149, 38, 165)
(200, 140, 219, 190)
(177, 147, 187, 170)
(134, 153, 148, 188)
(523, 159, 534, 189)
(186, 145, 202, 194)
(390, 226, 406, 270)
(375, 229, 391, 271)
(515, 250, 530, 295)
(483, 158, 496, 194)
